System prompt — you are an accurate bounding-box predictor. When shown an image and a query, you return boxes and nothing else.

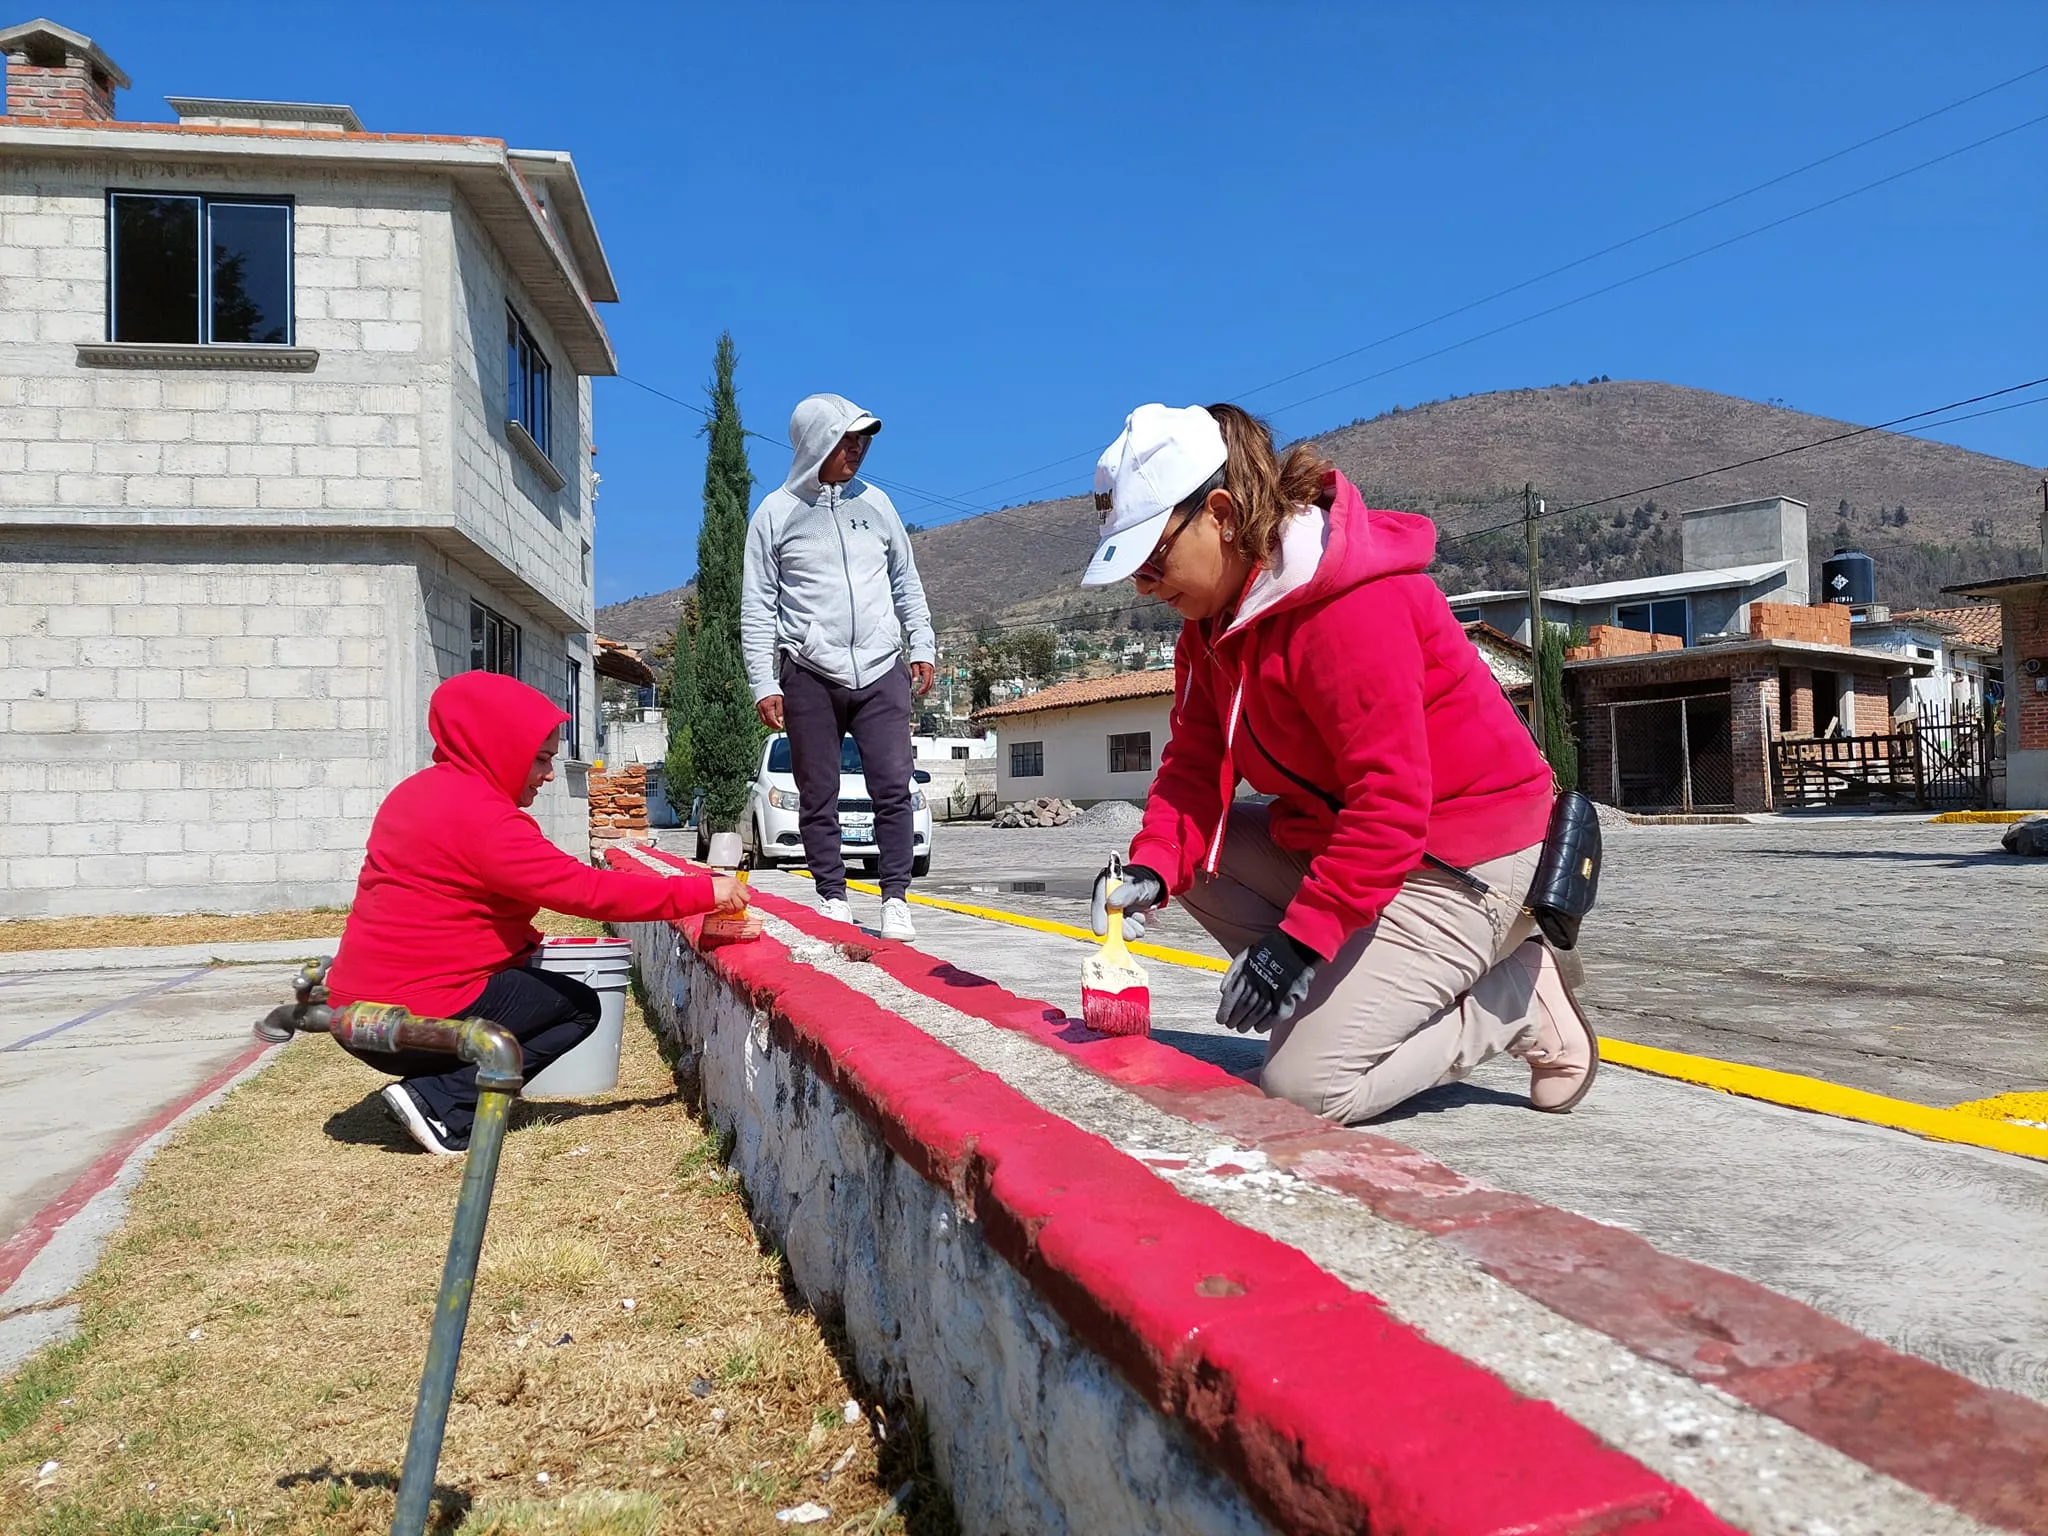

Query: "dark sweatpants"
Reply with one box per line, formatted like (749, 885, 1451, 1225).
(780, 655, 914, 901)
(342, 964, 599, 1143)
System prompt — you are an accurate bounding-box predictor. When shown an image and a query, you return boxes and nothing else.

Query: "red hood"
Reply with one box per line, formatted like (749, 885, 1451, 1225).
(1222, 470, 1438, 638)
(427, 671, 569, 802)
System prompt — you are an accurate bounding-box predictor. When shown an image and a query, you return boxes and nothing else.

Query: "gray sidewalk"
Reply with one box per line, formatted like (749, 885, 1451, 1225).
(728, 830, 2048, 1409)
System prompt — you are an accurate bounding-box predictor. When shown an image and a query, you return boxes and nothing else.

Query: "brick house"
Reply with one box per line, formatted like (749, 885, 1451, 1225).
(1567, 601, 1917, 814)
(1945, 565, 2048, 811)
(0, 18, 617, 917)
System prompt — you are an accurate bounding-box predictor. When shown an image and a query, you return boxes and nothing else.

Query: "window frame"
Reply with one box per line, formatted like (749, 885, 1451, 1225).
(1107, 731, 1152, 774)
(564, 657, 583, 760)
(1009, 740, 1044, 778)
(469, 600, 522, 680)
(505, 306, 553, 459)
(106, 190, 296, 347)
(1615, 597, 1690, 644)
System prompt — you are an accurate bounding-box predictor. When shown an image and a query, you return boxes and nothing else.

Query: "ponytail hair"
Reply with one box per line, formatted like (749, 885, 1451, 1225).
(1205, 403, 1334, 568)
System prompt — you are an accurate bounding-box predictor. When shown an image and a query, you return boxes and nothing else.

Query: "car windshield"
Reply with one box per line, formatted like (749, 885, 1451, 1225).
(766, 736, 863, 774)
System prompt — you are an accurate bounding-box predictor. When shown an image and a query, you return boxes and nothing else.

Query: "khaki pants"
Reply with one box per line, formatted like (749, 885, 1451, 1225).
(1179, 804, 1546, 1125)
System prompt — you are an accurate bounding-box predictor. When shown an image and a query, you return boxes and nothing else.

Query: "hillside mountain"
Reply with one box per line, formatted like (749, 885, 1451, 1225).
(593, 583, 691, 655)
(602, 380, 2045, 647)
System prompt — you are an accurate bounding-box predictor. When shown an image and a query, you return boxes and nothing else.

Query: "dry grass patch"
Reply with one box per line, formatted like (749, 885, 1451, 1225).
(0, 908, 607, 954)
(0, 984, 948, 1534)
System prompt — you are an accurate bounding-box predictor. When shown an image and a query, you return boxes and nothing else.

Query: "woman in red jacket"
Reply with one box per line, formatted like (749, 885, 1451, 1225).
(1082, 403, 1596, 1124)
(327, 670, 746, 1154)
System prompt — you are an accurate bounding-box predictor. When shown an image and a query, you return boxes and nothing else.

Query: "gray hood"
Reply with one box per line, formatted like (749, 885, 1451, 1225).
(784, 393, 882, 500)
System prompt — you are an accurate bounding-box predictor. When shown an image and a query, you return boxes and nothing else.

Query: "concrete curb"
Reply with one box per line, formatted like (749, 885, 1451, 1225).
(0, 936, 341, 974)
(730, 867, 2048, 1536)
(615, 850, 1733, 1534)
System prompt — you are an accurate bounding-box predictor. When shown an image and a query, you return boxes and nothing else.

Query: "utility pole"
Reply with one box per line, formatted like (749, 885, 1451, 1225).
(1524, 482, 1545, 747)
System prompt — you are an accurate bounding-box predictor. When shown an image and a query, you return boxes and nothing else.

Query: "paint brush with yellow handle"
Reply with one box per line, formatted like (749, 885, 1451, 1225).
(699, 859, 763, 949)
(1081, 852, 1151, 1036)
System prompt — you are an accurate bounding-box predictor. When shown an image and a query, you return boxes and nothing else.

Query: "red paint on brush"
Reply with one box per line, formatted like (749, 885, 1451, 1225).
(1081, 985, 1152, 1037)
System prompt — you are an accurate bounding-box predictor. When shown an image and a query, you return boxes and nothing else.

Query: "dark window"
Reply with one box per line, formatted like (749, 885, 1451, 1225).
(506, 308, 552, 457)
(1616, 598, 1689, 643)
(765, 735, 863, 775)
(1450, 607, 1481, 624)
(1108, 731, 1152, 774)
(564, 657, 582, 759)
(951, 745, 969, 760)
(469, 601, 521, 678)
(1010, 740, 1044, 778)
(109, 192, 292, 345)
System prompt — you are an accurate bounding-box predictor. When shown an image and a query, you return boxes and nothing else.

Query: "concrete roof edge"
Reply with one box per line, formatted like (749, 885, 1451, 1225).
(165, 97, 365, 132)
(1563, 637, 1917, 673)
(508, 149, 619, 304)
(1942, 571, 2048, 599)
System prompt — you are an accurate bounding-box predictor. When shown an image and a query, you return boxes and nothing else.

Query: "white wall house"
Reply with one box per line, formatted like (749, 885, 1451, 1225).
(976, 671, 1176, 806)
(1852, 607, 1997, 715)
(0, 19, 617, 916)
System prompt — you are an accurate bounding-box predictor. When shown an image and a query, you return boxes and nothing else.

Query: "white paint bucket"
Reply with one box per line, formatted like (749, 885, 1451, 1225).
(522, 936, 634, 1098)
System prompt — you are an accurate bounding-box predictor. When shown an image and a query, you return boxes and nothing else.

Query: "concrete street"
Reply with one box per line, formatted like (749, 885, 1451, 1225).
(0, 944, 335, 1247)
(692, 816, 2048, 1406)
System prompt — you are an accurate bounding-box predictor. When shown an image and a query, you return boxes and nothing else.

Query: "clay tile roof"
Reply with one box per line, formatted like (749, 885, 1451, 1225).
(1893, 606, 2003, 651)
(593, 636, 654, 688)
(972, 668, 1175, 722)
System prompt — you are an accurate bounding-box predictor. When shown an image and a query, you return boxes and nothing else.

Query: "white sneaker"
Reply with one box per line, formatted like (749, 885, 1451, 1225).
(819, 896, 854, 925)
(380, 1083, 464, 1157)
(880, 897, 917, 941)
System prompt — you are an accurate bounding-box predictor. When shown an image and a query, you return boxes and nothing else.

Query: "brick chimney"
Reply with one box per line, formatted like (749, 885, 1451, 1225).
(1, 18, 129, 121)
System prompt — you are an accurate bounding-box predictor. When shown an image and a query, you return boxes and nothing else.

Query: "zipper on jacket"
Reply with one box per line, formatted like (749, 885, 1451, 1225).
(827, 483, 863, 688)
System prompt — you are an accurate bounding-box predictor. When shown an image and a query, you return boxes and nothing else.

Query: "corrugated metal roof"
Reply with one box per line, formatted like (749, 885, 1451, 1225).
(1446, 561, 1793, 608)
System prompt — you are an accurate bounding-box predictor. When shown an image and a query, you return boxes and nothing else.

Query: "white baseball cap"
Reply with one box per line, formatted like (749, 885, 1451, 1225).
(1080, 403, 1227, 587)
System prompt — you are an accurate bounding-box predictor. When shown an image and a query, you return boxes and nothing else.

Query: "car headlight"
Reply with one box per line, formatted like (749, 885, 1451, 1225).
(767, 788, 800, 810)
(912, 790, 926, 810)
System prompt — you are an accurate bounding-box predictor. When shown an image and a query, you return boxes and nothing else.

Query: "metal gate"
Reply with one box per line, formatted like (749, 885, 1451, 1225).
(1773, 704, 1989, 810)
(1609, 693, 1734, 812)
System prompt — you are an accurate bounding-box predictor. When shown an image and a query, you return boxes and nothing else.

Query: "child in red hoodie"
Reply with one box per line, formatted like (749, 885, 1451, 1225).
(327, 671, 745, 1154)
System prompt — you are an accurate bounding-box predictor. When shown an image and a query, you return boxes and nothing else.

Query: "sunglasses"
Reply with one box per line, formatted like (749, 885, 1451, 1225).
(1134, 501, 1204, 585)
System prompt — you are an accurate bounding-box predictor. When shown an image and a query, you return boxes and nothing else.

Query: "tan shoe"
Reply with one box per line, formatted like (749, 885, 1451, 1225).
(1507, 940, 1599, 1113)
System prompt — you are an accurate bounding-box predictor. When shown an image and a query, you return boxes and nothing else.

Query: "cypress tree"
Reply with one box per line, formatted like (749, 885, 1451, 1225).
(663, 587, 699, 814)
(688, 333, 761, 833)
(1537, 622, 1578, 789)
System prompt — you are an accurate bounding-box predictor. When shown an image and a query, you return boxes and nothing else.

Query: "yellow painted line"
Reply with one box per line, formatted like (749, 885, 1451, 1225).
(1949, 1090, 2048, 1126)
(821, 875, 1228, 971)
(808, 872, 2048, 1163)
(1929, 810, 2031, 824)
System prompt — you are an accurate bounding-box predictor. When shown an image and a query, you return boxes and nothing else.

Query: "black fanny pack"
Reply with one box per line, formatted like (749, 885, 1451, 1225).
(1241, 711, 1602, 949)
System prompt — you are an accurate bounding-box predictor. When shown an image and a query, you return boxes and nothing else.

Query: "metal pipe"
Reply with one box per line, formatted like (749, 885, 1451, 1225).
(252, 968, 525, 1536)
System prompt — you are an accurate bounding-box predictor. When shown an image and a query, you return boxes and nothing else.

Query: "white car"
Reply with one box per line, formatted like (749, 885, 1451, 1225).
(735, 732, 933, 877)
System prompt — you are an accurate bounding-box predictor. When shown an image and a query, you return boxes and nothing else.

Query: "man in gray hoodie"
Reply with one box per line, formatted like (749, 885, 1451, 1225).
(742, 393, 936, 938)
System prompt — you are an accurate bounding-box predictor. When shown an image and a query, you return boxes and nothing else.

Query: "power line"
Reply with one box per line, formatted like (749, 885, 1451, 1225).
(1257, 110, 2048, 425)
(1437, 375, 2048, 550)
(883, 67, 2048, 521)
(1227, 61, 2048, 405)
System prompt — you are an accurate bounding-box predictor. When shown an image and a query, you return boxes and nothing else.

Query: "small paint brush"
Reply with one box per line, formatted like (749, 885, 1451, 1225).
(1081, 852, 1151, 1036)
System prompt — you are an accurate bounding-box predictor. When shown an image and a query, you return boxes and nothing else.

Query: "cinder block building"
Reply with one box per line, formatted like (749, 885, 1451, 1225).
(0, 18, 617, 916)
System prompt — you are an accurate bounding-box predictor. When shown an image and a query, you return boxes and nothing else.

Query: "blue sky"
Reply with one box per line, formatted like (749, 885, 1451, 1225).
(61, 1, 2048, 604)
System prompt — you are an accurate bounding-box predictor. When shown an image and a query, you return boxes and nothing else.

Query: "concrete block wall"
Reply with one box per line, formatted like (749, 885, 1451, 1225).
(449, 195, 592, 628)
(0, 531, 410, 917)
(0, 163, 434, 521)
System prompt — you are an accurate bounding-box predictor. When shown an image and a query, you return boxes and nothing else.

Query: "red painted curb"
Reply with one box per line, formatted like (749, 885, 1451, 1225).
(0, 1036, 275, 1295)
(620, 849, 1733, 1534)
(633, 852, 2048, 1534)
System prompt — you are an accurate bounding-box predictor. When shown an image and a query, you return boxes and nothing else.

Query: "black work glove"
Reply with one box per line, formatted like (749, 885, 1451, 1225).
(1217, 930, 1322, 1034)
(1089, 857, 1166, 943)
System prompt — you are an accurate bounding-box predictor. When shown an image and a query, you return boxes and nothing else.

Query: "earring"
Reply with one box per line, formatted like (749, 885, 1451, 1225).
(1222, 527, 1236, 542)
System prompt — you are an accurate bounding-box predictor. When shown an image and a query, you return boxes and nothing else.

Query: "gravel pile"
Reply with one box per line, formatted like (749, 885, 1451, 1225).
(1074, 799, 1145, 832)
(1592, 800, 1634, 832)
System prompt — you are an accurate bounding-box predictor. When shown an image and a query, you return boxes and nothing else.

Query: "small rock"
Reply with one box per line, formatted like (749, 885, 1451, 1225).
(536, 1471, 550, 1485)
(550, 1333, 573, 1347)
(825, 1444, 858, 1481)
(842, 1398, 861, 1425)
(187, 1328, 204, 1341)
(36, 1461, 58, 1481)
(776, 1503, 831, 1525)
(689, 1377, 714, 1398)
(620, 1298, 636, 1313)
(711, 1407, 728, 1423)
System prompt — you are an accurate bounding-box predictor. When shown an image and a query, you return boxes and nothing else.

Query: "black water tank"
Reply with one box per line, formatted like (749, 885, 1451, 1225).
(1820, 547, 1875, 606)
